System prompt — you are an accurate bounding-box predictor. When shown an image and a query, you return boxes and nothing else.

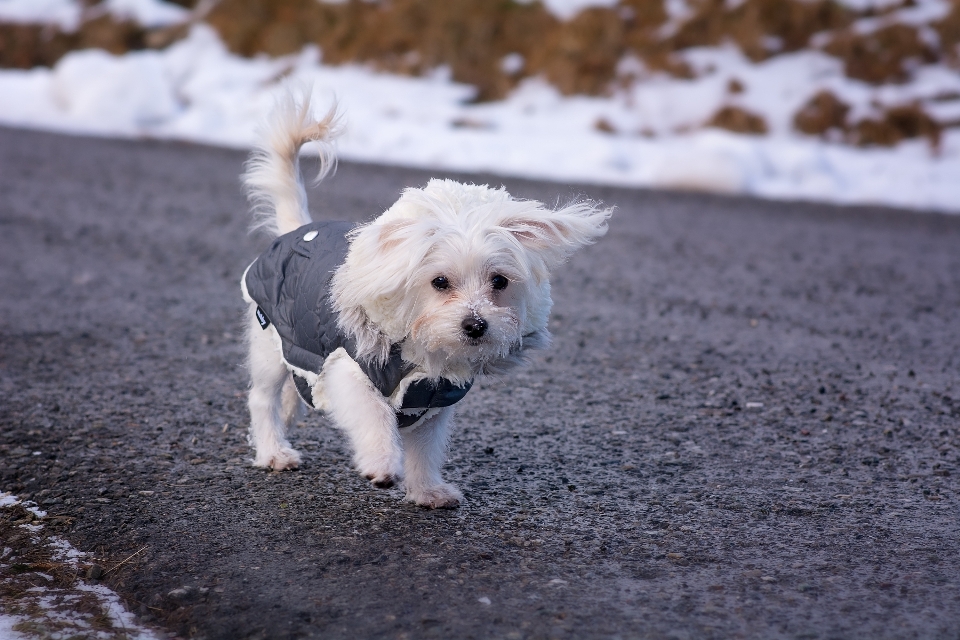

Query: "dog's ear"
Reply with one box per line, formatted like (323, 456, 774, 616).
(500, 200, 612, 271)
(376, 219, 416, 252)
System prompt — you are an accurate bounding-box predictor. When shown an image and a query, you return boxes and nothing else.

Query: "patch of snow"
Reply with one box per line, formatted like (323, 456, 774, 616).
(0, 24, 957, 212)
(851, 0, 952, 33)
(0, 0, 81, 30)
(664, 0, 693, 20)
(501, 53, 525, 75)
(835, 0, 905, 10)
(659, 0, 695, 38)
(101, 0, 190, 28)
(52, 48, 182, 132)
(0, 615, 29, 639)
(0, 491, 161, 640)
(48, 536, 87, 565)
(76, 583, 158, 636)
(24, 503, 47, 518)
(0, 0, 188, 31)
(518, 0, 620, 20)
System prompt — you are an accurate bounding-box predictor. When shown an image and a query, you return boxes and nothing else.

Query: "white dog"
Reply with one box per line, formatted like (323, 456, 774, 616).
(240, 93, 611, 508)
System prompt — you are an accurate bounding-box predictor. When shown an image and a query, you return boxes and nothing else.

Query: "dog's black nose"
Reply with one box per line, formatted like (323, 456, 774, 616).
(462, 317, 488, 339)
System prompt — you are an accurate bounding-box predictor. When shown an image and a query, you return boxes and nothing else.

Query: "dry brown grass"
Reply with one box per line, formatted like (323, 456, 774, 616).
(0, 0, 956, 143)
(0, 0, 951, 97)
(594, 116, 618, 133)
(1, 502, 154, 638)
(824, 23, 937, 83)
(199, 0, 863, 98)
(0, 23, 76, 68)
(934, 0, 960, 65)
(666, 0, 854, 61)
(195, 0, 958, 99)
(706, 105, 769, 134)
(849, 103, 942, 148)
(791, 90, 941, 147)
(793, 90, 850, 136)
(207, 0, 549, 100)
(205, 0, 671, 100)
(0, 9, 187, 69)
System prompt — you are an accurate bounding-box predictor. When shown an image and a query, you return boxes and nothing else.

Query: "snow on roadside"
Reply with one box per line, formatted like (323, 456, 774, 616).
(533, 0, 621, 20)
(0, 0, 187, 30)
(98, 0, 190, 29)
(0, 0, 82, 30)
(0, 492, 162, 640)
(0, 23, 957, 212)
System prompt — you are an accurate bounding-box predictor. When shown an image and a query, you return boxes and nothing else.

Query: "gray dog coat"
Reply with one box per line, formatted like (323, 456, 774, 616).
(242, 221, 472, 428)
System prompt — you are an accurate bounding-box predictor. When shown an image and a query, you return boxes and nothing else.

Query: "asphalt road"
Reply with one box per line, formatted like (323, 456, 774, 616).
(1, 125, 959, 639)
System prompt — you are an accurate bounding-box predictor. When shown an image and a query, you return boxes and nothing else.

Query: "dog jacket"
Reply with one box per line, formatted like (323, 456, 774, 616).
(242, 221, 472, 428)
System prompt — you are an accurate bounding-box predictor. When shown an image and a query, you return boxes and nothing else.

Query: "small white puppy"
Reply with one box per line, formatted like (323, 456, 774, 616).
(240, 93, 611, 508)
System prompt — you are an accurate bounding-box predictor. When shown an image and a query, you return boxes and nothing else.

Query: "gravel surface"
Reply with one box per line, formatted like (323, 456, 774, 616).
(1, 126, 959, 639)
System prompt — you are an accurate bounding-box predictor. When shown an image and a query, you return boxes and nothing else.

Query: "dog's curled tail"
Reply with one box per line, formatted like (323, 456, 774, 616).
(243, 91, 342, 238)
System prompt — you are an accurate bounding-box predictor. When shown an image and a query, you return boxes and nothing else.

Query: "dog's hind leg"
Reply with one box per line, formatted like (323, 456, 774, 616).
(402, 407, 462, 509)
(320, 351, 403, 488)
(280, 374, 305, 430)
(246, 308, 303, 470)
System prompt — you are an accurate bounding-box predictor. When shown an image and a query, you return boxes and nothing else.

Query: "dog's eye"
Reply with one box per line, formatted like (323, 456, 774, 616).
(432, 276, 450, 291)
(491, 275, 509, 291)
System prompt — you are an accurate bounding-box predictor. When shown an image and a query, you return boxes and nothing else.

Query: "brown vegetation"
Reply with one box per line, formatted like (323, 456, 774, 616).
(198, 0, 866, 99)
(0, 0, 953, 99)
(823, 23, 937, 83)
(0, 23, 76, 69)
(0, 0, 955, 144)
(706, 105, 768, 134)
(0, 16, 149, 69)
(184, 0, 960, 100)
(0, 502, 136, 638)
(0, 10, 187, 69)
(849, 103, 942, 148)
(934, 0, 960, 65)
(793, 90, 850, 136)
(207, 0, 547, 100)
(792, 90, 941, 148)
(594, 116, 617, 133)
(666, 0, 854, 61)
(205, 0, 674, 100)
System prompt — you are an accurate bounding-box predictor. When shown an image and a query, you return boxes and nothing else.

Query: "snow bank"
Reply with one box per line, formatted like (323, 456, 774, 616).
(0, 0, 187, 30)
(0, 0, 81, 30)
(0, 24, 957, 212)
(535, 0, 621, 20)
(98, 0, 189, 29)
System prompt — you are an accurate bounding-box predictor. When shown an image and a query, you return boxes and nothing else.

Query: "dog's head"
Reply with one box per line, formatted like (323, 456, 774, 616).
(332, 179, 611, 381)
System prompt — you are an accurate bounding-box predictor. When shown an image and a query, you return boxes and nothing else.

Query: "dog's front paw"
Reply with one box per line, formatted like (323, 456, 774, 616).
(357, 454, 403, 489)
(364, 472, 401, 489)
(405, 483, 463, 509)
(253, 447, 302, 471)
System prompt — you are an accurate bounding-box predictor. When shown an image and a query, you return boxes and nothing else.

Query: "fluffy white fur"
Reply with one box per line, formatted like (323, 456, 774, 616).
(242, 91, 611, 508)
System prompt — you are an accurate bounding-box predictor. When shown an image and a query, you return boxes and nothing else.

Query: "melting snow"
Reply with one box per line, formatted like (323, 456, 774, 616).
(0, 13, 958, 212)
(0, 492, 161, 640)
(0, 0, 187, 30)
